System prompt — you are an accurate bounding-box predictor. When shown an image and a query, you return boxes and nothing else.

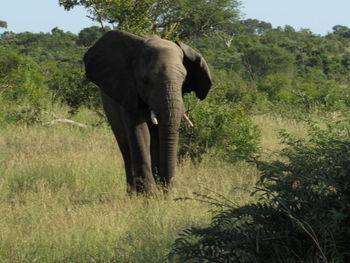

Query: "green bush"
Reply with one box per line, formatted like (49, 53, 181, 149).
(291, 78, 347, 110)
(256, 71, 350, 112)
(0, 46, 48, 124)
(171, 117, 350, 262)
(48, 64, 101, 114)
(0, 46, 47, 104)
(257, 73, 292, 102)
(179, 92, 260, 163)
(0, 104, 45, 124)
(213, 68, 259, 110)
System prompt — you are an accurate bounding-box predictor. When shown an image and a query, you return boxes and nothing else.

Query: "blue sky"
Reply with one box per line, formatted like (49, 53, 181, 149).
(0, 0, 349, 35)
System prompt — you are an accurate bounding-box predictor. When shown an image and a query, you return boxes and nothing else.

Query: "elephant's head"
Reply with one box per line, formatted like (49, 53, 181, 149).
(84, 30, 211, 187)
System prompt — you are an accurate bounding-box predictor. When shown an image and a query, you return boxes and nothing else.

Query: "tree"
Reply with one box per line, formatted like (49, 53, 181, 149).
(0, 20, 7, 28)
(77, 26, 107, 46)
(242, 44, 296, 79)
(240, 19, 272, 35)
(283, 25, 295, 33)
(163, 0, 241, 38)
(58, 0, 240, 38)
(332, 25, 350, 38)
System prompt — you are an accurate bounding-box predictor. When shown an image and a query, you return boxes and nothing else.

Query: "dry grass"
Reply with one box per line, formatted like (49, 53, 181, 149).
(0, 110, 307, 263)
(252, 114, 308, 153)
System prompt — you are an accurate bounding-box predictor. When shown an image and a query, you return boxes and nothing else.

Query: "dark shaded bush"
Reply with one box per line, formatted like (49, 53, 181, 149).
(171, 117, 350, 262)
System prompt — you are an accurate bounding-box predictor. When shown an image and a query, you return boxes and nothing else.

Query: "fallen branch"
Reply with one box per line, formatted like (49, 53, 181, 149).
(44, 118, 88, 128)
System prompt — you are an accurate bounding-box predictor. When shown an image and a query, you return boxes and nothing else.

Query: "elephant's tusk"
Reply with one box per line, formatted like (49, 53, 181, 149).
(183, 113, 194, 128)
(150, 111, 158, 125)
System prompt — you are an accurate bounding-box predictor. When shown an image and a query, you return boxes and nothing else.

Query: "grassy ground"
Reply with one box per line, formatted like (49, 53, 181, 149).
(0, 109, 307, 263)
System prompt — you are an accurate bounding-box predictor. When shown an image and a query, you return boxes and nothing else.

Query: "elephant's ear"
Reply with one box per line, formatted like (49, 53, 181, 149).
(176, 41, 212, 100)
(84, 30, 145, 112)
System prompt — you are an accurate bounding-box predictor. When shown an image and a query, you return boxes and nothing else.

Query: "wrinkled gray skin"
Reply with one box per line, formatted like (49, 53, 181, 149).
(84, 30, 211, 193)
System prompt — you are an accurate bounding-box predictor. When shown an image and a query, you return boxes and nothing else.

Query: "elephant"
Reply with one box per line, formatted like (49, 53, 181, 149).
(83, 30, 211, 193)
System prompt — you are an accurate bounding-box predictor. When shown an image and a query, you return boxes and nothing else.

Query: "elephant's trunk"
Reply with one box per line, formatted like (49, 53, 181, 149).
(158, 87, 184, 187)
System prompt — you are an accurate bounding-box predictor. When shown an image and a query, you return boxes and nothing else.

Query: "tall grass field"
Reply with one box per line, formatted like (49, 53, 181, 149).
(0, 110, 306, 263)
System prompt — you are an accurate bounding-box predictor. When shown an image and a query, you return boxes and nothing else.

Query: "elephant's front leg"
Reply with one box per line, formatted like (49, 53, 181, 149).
(123, 111, 156, 192)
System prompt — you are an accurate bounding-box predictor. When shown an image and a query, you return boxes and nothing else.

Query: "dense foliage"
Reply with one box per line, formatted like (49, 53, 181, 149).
(170, 118, 350, 262)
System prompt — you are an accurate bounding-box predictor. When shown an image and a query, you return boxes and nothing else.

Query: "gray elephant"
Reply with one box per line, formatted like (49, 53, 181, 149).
(84, 30, 211, 193)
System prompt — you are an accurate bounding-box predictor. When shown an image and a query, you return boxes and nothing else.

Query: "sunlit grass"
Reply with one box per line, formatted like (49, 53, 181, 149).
(252, 114, 309, 153)
(0, 109, 308, 263)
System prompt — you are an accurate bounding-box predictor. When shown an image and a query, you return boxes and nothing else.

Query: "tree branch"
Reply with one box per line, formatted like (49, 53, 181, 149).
(44, 118, 88, 128)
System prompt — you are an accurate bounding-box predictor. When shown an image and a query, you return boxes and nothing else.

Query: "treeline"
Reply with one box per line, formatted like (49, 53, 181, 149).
(202, 24, 350, 110)
(2, 22, 350, 114)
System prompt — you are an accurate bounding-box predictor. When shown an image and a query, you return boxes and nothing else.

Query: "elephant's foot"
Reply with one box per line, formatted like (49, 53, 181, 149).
(129, 176, 156, 194)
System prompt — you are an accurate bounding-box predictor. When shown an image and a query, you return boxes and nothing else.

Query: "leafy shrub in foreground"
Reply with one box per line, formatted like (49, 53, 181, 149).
(171, 118, 350, 262)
